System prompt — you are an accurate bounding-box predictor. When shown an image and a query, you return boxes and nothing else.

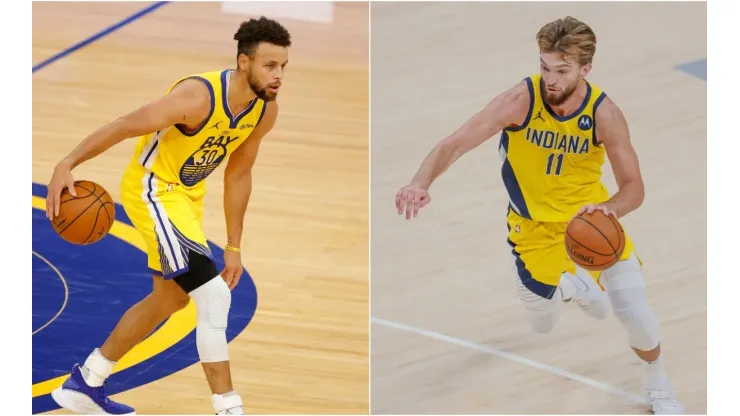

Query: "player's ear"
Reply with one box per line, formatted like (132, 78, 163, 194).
(237, 53, 250, 71)
(580, 63, 592, 78)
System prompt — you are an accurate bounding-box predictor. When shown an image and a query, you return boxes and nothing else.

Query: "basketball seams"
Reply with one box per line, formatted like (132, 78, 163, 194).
(572, 216, 618, 256)
(565, 229, 613, 257)
(607, 214, 626, 255)
(564, 233, 619, 269)
(53, 197, 101, 236)
(82, 204, 107, 245)
(54, 181, 115, 244)
(103, 202, 115, 229)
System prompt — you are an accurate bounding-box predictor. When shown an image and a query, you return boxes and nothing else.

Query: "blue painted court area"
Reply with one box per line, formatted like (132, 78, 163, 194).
(32, 183, 259, 413)
(676, 58, 706, 81)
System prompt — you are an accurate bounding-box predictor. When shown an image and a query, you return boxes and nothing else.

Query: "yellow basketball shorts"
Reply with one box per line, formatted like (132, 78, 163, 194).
(506, 208, 640, 299)
(120, 166, 214, 279)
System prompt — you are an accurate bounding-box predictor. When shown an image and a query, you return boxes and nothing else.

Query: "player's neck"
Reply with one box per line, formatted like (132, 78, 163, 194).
(227, 70, 257, 109)
(548, 79, 588, 117)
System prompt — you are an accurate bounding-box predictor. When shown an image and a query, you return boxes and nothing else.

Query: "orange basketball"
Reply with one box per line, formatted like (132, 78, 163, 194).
(50, 180, 116, 245)
(564, 210, 626, 271)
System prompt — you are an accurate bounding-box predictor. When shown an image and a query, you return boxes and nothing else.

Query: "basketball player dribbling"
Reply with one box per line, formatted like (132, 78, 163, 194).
(395, 17, 684, 415)
(44, 17, 290, 415)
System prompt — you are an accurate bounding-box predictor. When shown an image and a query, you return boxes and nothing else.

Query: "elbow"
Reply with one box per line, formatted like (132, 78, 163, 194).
(631, 180, 645, 209)
(636, 185, 645, 208)
(225, 165, 252, 184)
(439, 135, 462, 160)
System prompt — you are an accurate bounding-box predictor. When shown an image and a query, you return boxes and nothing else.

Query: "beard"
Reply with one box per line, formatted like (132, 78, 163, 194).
(247, 72, 278, 102)
(544, 80, 579, 106)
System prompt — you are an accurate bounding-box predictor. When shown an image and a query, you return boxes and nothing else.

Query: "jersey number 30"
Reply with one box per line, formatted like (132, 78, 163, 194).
(545, 153, 564, 175)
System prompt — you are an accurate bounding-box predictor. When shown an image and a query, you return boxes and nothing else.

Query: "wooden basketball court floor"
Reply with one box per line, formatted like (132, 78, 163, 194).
(32, 2, 368, 414)
(370, 2, 706, 415)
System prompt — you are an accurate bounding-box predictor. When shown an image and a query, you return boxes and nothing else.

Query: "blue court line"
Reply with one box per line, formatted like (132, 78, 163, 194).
(32, 1, 170, 73)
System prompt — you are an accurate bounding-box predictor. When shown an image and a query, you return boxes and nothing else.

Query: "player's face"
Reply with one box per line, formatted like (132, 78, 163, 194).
(240, 43, 289, 102)
(539, 52, 590, 106)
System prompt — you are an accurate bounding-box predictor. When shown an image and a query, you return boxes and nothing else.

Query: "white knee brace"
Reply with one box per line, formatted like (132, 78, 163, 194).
(189, 276, 232, 363)
(601, 255, 661, 351)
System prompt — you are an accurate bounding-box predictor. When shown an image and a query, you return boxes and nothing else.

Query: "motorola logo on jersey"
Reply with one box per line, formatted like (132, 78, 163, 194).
(525, 128, 591, 155)
(577, 114, 593, 131)
(179, 135, 239, 186)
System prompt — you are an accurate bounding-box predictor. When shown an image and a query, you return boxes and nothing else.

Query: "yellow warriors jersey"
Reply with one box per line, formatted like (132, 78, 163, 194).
(126, 69, 268, 200)
(499, 74, 609, 222)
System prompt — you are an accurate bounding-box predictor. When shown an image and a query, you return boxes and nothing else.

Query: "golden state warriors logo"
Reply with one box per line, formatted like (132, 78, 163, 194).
(31, 183, 258, 414)
(180, 135, 240, 186)
(577, 114, 593, 131)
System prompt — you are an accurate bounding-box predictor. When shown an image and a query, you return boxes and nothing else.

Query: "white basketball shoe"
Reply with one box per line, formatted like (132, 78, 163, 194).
(645, 361, 684, 415)
(560, 271, 609, 321)
(212, 392, 245, 415)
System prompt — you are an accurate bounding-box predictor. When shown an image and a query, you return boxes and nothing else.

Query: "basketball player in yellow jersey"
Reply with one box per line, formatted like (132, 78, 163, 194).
(44, 17, 290, 415)
(396, 17, 684, 415)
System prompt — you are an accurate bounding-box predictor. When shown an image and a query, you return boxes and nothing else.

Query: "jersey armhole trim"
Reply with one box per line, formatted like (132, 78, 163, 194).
(503, 77, 535, 133)
(256, 101, 268, 127)
(592, 92, 607, 146)
(174, 76, 216, 137)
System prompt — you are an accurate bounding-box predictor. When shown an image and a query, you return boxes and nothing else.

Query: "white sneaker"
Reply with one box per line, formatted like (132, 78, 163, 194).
(213, 392, 245, 415)
(646, 377, 684, 414)
(563, 272, 609, 321)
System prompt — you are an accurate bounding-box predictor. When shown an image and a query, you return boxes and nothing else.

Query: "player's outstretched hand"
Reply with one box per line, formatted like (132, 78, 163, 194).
(395, 183, 431, 220)
(220, 250, 243, 290)
(46, 163, 77, 219)
(577, 203, 617, 218)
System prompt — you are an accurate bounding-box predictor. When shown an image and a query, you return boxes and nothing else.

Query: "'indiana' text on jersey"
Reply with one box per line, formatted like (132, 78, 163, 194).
(128, 69, 267, 197)
(498, 74, 609, 222)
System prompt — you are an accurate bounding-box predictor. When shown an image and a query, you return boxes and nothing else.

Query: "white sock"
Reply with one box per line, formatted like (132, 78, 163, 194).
(558, 273, 577, 301)
(646, 356, 667, 380)
(81, 348, 115, 387)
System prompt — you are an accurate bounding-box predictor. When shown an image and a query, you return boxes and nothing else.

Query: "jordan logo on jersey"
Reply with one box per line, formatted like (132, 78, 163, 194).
(533, 109, 545, 122)
(179, 135, 239, 186)
(525, 127, 591, 155)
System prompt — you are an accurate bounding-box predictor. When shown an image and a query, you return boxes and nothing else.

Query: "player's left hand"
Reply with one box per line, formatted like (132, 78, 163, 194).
(220, 250, 243, 290)
(577, 203, 617, 218)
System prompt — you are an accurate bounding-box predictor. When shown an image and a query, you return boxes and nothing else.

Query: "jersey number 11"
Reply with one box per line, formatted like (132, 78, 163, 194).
(546, 153, 564, 176)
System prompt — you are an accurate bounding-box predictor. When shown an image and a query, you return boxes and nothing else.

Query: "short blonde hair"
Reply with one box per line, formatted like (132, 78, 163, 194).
(536, 16, 597, 66)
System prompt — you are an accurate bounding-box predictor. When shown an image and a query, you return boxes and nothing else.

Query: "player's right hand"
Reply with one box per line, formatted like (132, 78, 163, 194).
(395, 183, 431, 220)
(46, 164, 77, 219)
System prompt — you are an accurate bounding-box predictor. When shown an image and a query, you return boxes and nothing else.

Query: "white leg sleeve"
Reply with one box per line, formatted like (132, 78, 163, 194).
(190, 276, 232, 363)
(600, 255, 661, 351)
(514, 271, 564, 334)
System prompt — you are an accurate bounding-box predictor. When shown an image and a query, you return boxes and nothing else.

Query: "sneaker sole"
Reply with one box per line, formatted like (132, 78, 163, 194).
(51, 387, 136, 415)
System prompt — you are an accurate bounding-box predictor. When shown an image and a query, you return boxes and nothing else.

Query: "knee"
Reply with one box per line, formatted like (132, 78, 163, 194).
(155, 293, 190, 315)
(168, 295, 191, 312)
(601, 258, 661, 350)
(151, 286, 191, 314)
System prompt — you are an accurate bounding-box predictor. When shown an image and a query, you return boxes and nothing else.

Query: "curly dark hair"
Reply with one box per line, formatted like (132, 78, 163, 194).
(233, 16, 292, 59)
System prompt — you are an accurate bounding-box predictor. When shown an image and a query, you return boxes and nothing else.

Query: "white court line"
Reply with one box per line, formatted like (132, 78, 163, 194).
(371, 316, 647, 405)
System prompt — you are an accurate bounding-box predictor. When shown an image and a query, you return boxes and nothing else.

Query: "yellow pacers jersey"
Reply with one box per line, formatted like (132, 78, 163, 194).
(127, 69, 267, 201)
(499, 74, 609, 222)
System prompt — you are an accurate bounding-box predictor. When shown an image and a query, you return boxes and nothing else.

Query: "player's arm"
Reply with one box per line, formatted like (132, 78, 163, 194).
(596, 97, 645, 218)
(46, 79, 212, 218)
(408, 80, 531, 190)
(57, 79, 211, 171)
(222, 101, 279, 251)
